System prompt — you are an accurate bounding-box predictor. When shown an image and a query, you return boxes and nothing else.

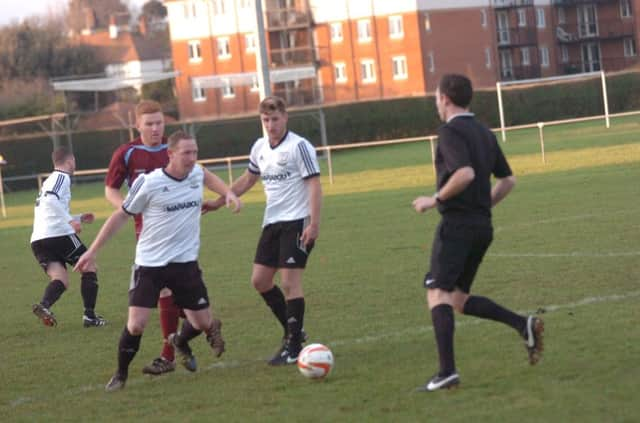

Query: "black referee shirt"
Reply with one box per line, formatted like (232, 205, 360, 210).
(434, 114, 512, 222)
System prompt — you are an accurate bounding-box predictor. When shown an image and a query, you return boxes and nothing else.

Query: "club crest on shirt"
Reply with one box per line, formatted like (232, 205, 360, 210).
(277, 152, 289, 166)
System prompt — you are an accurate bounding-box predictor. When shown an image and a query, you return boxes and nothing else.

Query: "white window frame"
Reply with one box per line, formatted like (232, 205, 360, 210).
(481, 9, 488, 28)
(188, 40, 202, 62)
(540, 46, 550, 67)
(424, 13, 431, 32)
(334, 62, 347, 83)
(184, 1, 197, 19)
(392, 56, 408, 80)
(558, 7, 566, 24)
(357, 19, 372, 42)
(245, 33, 257, 53)
(624, 38, 637, 56)
(561, 45, 569, 63)
(221, 79, 235, 98)
(250, 75, 260, 92)
(212, 0, 226, 15)
(620, 0, 632, 18)
(521, 47, 530, 66)
(239, 0, 252, 9)
(428, 52, 435, 73)
(360, 59, 376, 83)
(485, 47, 492, 69)
(192, 84, 206, 102)
(517, 8, 527, 27)
(330, 22, 343, 43)
(536, 8, 546, 28)
(217, 37, 231, 59)
(388, 15, 404, 39)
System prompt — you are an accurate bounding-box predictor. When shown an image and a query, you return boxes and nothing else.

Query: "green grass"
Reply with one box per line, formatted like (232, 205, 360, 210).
(1, 118, 639, 422)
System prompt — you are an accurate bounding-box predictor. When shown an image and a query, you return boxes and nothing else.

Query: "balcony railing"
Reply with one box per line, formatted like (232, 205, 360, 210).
(556, 19, 636, 43)
(272, 86, 322, 107)
(500, 64, 542, 81)
(559, 56, 640, 74)
(551, 0, 616, 6)
(265, 8, 312, 30)
(270, 47, 316, 67)
(492, 0, 534, 8)
(497, 27, 538, 47)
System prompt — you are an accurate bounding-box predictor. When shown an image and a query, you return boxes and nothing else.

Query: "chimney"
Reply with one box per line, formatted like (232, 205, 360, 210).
(138, 15, 148, 36)
(81, 7, 96, 35)
(109, 14, 119, 39)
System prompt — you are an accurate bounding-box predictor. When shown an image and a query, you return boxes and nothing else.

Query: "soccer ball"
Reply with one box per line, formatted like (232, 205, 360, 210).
(297, 343, 333, 379)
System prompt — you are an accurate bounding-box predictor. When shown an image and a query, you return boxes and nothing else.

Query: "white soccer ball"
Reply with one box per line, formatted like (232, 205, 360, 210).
(297, 343, 333, 379)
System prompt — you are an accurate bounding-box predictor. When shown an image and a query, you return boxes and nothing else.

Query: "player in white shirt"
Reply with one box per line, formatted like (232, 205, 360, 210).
(30, 146, 106, 328)
(75, 130, 242, 392)
(212, 96, 322, 365)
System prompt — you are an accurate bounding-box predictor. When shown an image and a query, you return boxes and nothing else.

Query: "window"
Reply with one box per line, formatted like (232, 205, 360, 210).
(536, 8, 545, 28)
(480, 9, 487, 28)
(424, 13, 431, 32)
(334, 62, 347, 83)
(221, 79, 235, 98)
(620, 0, 632, 18)
(578, 5, 598, 37)
(392, 56, 407, 80)
(500, 50, 513, 79)
(497, 11, 509, 44)
(245, 33, 257, 53)
(485, 47, 492, 69)
(212, 0, 226, 15)
(357, 19, 371, 42)
(624, 38, 637, 56)
(250, 75, 260, 92)
(521, 47, 530, 65)
(239, 0, 252, 9)
(428, 52, 435, 73)
(217, 37, 231, 58)
(188, 40, 201, 62)
(330, 22, 343, 43)
(558, 7, 566, 24)
(517, 8, 527, 27)
(540, 46, 550, 67)
(192, 83, 205, 102)
(561, 45, 569, 63)
(388, 15, 404, 39)
(184, 1, 197, 19)
(360, 59, 376, 83)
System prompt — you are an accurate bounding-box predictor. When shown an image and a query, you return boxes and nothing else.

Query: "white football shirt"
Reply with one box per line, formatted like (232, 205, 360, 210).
(122, 165, 204, 266)
(248, 131, 320, 227)
(31, 170, 75, 242)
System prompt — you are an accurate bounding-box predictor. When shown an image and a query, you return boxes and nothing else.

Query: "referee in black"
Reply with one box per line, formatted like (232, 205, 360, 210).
(412, 74, 544, 392)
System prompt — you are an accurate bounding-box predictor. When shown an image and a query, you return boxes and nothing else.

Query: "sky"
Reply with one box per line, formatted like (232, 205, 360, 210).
(0, 0, 149, 26)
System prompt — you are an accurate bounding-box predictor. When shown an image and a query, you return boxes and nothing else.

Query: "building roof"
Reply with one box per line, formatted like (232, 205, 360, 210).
(73, 30, 170, 64)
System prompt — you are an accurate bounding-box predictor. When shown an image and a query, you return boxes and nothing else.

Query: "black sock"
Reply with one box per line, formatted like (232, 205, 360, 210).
(41, 280, 66, 309)
(81, 272, 99, 318)
(117, 327, 142, 378)
(463, 295, 526, 336)
(261, 286, 288, 336)
(431, 304, 456, 376)
(179, 319, 202, 343)
(286, 297, 305, 344)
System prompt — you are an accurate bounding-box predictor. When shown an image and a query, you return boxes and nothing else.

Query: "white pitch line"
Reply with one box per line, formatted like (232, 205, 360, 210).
(9, 290, 640, 408)
(489, 251, 640, 258)
(494, 209, 638, 233)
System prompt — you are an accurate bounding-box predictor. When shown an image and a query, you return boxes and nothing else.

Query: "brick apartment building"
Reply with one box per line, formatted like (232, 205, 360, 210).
(163, 0, 640, 120)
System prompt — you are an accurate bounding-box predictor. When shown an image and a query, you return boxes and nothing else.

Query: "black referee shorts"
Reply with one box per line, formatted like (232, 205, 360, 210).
(129, 261, 210, 310)
(254, 218, 315, 269)
(31, 233, 87, 272)
(424, 220, 493, 293)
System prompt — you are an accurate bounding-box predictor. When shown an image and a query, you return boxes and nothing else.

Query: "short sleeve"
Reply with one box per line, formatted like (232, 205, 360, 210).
(122, 173, 149, 215)
(105, 146, 128, 189)
(492, 143, 513, 178)
(438, 126, 471, 173)
(296, 140, 320, 179)
(248, 140, 261, 175)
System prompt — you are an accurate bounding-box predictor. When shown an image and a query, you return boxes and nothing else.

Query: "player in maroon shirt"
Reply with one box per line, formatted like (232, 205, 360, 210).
(105, 100, 182, 375)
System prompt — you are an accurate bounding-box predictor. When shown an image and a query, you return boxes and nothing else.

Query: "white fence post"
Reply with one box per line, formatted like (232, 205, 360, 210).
(537, 122, 546, 164)
(601, 70, 610, 129)
(429, 136, 437, 177)
(326, 147, 334, 185)
(496, 81, 507, 142)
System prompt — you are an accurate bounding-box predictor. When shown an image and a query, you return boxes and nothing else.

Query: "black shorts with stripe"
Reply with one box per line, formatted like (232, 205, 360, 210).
(129, 261, 210, 310)
(424, 219, 493, 293)
(31, 234, 87, 272)
(254, 218, 314, 269)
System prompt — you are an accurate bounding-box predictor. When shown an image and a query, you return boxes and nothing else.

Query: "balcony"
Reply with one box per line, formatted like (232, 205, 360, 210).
(551, 0, 616, 6)
(497, 27, 538, 47)
(492, 0, 534, 8)
(270, 46, 316, 67)
(560, 56, 640, 74)
(500, 64, 542, 81)
(556, 19, 635, 43)
(265, 8, 312, 30)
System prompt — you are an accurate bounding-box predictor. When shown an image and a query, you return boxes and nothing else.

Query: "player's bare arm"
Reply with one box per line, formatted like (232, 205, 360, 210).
(74, 209, 130, 273)
(491, 175, 516, 207)
(300, 176, 322, 247)
(105, 186, 125, 209)
(413, 166, 475, 213)
(202, 168, 242, 213)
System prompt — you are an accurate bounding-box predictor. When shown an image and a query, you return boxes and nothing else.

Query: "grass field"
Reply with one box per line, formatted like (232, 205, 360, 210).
(1, 117, 639, 422)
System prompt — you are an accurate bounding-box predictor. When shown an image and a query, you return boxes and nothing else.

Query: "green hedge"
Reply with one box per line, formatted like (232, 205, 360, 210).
(1, 71, 639, 184)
